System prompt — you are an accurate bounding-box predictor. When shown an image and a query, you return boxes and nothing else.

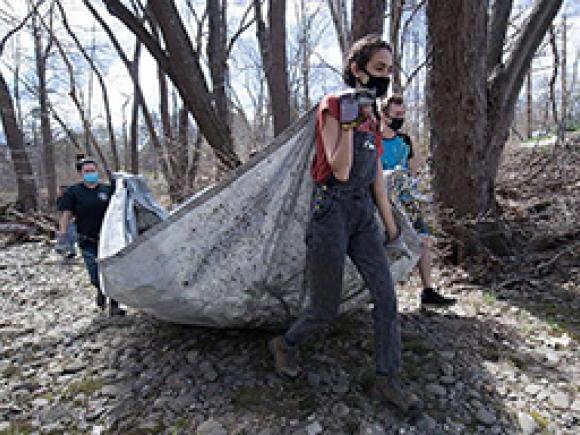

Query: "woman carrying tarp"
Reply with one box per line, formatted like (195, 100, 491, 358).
(269, 34, 422, 416)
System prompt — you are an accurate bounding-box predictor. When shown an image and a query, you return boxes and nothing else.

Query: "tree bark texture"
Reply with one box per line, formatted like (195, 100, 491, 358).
(0, 71, 38, 211)
(33, 13, 56, 208)
(255, 0, 291, 136)
(350, 0, 386, 43)
(427, 0, 563, 220)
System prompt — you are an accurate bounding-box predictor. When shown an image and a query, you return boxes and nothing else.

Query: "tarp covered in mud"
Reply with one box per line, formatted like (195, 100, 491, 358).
(98, 110, 422, 328)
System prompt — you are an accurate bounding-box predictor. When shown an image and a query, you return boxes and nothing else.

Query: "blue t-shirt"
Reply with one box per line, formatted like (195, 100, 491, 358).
(380, 135, 410, 170)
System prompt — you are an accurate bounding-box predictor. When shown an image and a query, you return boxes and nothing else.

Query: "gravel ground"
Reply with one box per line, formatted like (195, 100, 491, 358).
(0, 140, 578, 434)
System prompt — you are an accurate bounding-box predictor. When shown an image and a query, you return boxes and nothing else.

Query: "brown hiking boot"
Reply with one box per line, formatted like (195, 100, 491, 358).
(269, 336, 300, 379)
(373, 375, 423, 416)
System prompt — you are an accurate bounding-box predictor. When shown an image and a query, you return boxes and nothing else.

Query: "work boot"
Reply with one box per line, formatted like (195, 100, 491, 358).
(421, 287, 457, 307)
(95, 289, 106, 310)
(374, 375, 423, 416)
(269, 336, 300, 379)
(109, 299, 126, 317)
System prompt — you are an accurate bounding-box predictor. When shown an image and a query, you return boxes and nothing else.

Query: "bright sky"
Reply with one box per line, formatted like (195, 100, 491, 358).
(0, 0, 578, 141)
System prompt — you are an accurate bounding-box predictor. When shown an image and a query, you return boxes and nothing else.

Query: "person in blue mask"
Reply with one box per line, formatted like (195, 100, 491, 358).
(56, 158, 125, 316)
(380, 95, 456, 307)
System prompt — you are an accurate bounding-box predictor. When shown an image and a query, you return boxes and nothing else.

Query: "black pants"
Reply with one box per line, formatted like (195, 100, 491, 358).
(285, 188, 401, 375)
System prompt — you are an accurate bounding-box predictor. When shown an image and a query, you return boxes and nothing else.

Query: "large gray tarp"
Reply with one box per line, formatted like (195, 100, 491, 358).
(98, 110, 422, 328)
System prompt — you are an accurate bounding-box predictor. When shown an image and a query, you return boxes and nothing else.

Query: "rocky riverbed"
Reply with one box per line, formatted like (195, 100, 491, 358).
(0, 239, 577, 434)
(1, 140, 578, 434)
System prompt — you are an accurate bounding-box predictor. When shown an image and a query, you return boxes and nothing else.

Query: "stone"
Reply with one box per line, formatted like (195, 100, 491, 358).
(570, 399, 580, 412)
(199, 361, 219, 382)
(425, 383, 447, 397)
(197, 418, 228, 435)
(439, 376, 455, 385)
(31, 398, 49, 408)
(91, 426, 105, 435)
(307, 372, 321, 389)
(305, 421, 323, 435)
(358, 422, 386, 435)
(332, 402, 350, 418)
(517, 412, 538, 435)
(549, 392, 570, 409)
(544, 350, 560, 367)
(475, 408, 496, 426)
(62, 360, 86, 375)
(416, 413, 438, 432)
(440, 361, 454, 377)
(332, 376, 350, 395)
(524, 384, 542, 396)
(186, 350, 199, 365)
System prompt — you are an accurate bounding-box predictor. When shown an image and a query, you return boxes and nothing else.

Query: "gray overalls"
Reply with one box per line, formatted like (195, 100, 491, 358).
(285, 127, 401, 376)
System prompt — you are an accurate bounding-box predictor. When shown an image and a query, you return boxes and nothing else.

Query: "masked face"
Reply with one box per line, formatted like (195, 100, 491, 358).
(352, 48, 392, 97)
(389, 117, 405, 131)
(361, 69, 391, 98)
(83, 171, 99, 184)
(81, 162, 99, 185)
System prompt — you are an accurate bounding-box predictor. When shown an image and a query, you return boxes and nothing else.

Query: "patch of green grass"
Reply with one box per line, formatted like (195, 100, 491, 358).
(0, 421, 33, 435)
(481, 347, 501, 362)
(62, 377, 104, 401)
(507, 354, 529, 370)
(522, 302, 580, 342)
(529, 410, 548, 430)
(482, 291, 496, 305)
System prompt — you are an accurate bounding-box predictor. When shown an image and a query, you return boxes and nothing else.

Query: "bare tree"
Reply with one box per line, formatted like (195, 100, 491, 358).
(390, 0, 404, 94)
(129, 38, 141, 174)
(55, 0, 120, 171)
(0, 9, 39, 211)
(426, 0, 564, 250)
(254, 0, 291, 136)
(31, 1, 56, 207)
(100, 0, 241, 169)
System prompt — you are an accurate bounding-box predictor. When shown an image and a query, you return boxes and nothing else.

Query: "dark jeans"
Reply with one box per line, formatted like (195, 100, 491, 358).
(81, 243, 100, 288)
(285, 188, 401, 376)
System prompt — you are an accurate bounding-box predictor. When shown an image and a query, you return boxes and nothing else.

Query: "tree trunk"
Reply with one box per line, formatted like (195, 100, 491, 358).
(427, 0, 489, 217)
(130, 38, 141, 174)
(527, 68, 533, 139)
(390, 0, 404, 94)
(207, 0, 229, 127)
(427, 0, 563, 255)
(561, 14, 567, 129)
(351, 0, 385, 43)
(0, 71, 37, 211)
(32, 12, 56, 209)
(255, 0, 291, 136)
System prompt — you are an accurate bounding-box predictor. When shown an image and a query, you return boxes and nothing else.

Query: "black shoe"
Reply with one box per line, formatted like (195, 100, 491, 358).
(96, 290, 106, 310)
(421, 287, 457, 307)
(109, 300, 126, 317)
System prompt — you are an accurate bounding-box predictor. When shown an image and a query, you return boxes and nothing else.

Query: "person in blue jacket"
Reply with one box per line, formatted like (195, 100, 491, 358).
(380, 94, 456, 307)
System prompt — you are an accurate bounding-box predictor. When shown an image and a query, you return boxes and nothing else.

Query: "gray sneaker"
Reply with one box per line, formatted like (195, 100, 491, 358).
(269, 336, 300, 379)
(373, 375, 423, 416)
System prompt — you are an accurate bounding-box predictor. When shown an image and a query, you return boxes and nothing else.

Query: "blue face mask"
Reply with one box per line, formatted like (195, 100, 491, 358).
(83, 172, 99, 184)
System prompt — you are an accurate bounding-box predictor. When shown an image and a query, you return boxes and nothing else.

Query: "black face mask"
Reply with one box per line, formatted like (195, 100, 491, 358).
(389, 117, 405, 131)
(361, 69, 391, 98)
